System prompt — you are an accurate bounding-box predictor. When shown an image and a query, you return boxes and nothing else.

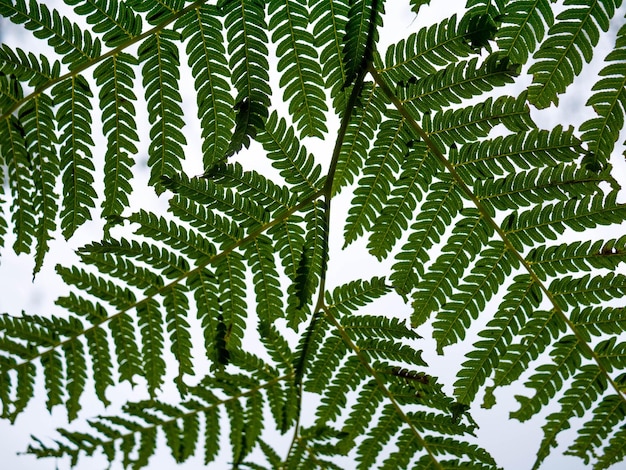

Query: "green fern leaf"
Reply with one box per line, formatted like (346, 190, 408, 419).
(527, 0, 621, 108)
(269, 1, 328, 137)
(18, 93, 58, 273)
(391, 178, 463, 296)
(454, 126, 582, 178)
(94, 53, 139, 221)
(0, 0, 101, 68)
(356, 404, 403, 469)
(343, 0, 383, 87)
(344, 112, 412, 246)
(399, 53, 520, 111)
(382, 15, 473, 83)
(216, 252, 247, 356)
(332, 83, 386, 195)
(579, 23, 626, 169)
(496, 0, 554, 63)
(178, 6, 234, 167)
(53, 76, 97, 239)
(1, 115, 37, 254)
(126, 0, 184, 25)
(310, 0, 350, 112)
(411, 210, 493, 332)
(257, 111, 324, 197)
(0, 44, 60, 88)
(596, 425, 626, 470)
(244, 234, 283, 324)
(65, 0, 142, 47)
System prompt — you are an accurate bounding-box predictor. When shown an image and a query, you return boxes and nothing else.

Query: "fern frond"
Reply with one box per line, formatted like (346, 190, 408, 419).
(496, 0, 554, 64)
(207, 162, 296, 215)
(126, 0, 184, 25)
(53, 76, 97, 239)
(411, 210, 494, 331)
(527, 0, 621, 108)
(177, 5, 235, 167)
(429, 92, 534, 147)
(475, 162, 608, 212)
(345, 112, 412, 246)
(0, 44, 60, 88)
(222, 0, 270, 154)
(429, 242, 516, 352)
(505, 191, 626, 250)
(244, 234, 283, 324)
(332, 83, 386, 195)
(567, 394, 626, 466)
(343, 0, 383, 87)
(382, 15, 473, 83)
(215, 252, 248, 356)
(571, 306, 626, 337)
(454, 275, 541, 404)
(399, 53, 520, 111)
(0, 0, 101, 68)
(139, 30, 186, 192)
(310, 0, 350, 113)
(269, 1, 328, 137)
(454, 125, 582, 178)
(64, 0, 142, 47)
(367, 141, 433, 260)
(527, 237, 626, 280)
(94, 53, 139, 221)
(257, 111, 324, 198)
(579, 23, 626, 169)
(1, 115, 37, 254)
(18, 92, 58, 273)
(391, 178, 464, 296)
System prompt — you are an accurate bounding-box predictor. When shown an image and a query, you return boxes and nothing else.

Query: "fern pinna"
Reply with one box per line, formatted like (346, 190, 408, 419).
(0, 0, 625, 469)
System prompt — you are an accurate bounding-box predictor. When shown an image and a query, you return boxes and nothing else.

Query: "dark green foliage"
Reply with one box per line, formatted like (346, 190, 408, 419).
(1, 2, 626, 470)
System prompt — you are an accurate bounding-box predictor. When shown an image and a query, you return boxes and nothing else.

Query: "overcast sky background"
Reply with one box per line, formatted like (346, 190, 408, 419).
(1, 1, 625, 469)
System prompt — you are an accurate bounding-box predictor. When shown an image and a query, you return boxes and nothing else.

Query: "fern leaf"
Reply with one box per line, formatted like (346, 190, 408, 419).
(430, 242, 516, 352)
(222, 0, 270, 153)
(268, 216, 305, 280)
(343, 0, 383, 87)
(356, 404, 403, 470)
(215, 252, 248, 356)
(257, 111, 324, 197)
(292, 200, 328, 328)
(19, 93, 58, 273)
(382, 15, 473, 83)
(344, 112, 411, 246)
(176, 5, 234, 167)
(304, 333, 348, 394)
(0, 44, 60, 88)
(455, 276, 541, 404)
(571, 306, 626, 337)
(505, 191, 626, 250)
(411, 210, 494, 331)
(0, 0, 101, 68)
(94, 53, 139, 221)
(475, 162, 608, 213)
(207, 162, 296, 215)
(597, 425, 626, 470)
(53, 76, 97, 239)
(327, 276, 390, 316)
(129, 210, 215, 263)
(391, 178, 463, 296)
(332, 83, 386, 195)
(496, 0, 554, 63)
(41, 349, 65, 412)
(533, 366, 607, 469)
(399, 53, 520, 111)
(567, 394, 626, 465)
(63, 338, 87, 420)
(126, 0, 184, 25)
(138, 30, 186, 192)
(430, 92, 535, 147)
(579, 23, 626, 169)
(1, 115, 37, 254)
(454, 126, 582, 178)
(84, 326, 114, 406)
(527, 0, 621, 108)
(367, 141, 432, 260)
(65, 0, 142, 47)
(269, 1, 328, 137)
(244, 234, 283, 324)
(484, 309, 565, 406)
(310, 0, 350, 112)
